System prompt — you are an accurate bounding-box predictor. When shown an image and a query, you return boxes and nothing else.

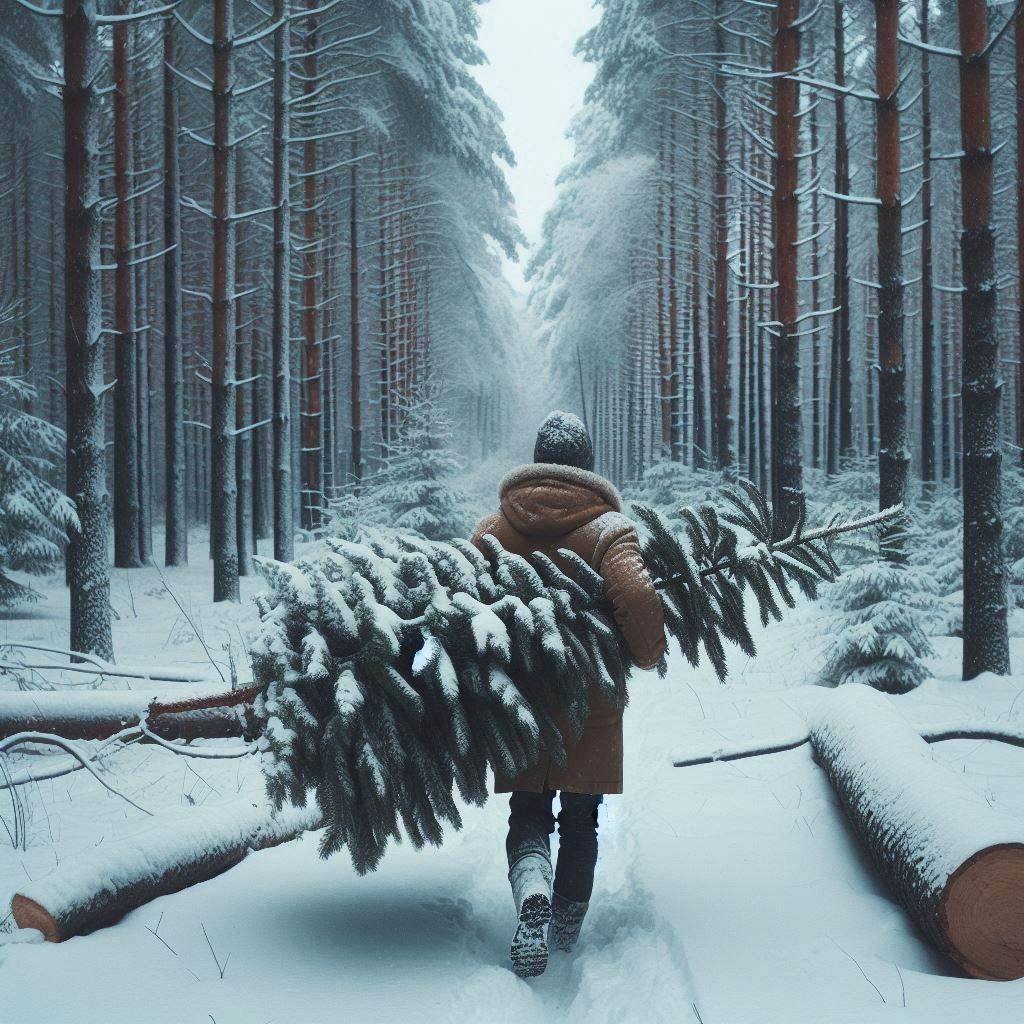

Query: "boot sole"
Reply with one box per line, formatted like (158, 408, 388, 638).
(510, 893, 552, 978)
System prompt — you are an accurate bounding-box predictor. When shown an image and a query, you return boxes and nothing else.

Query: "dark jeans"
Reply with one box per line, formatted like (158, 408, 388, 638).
(506, 789, 603, 904)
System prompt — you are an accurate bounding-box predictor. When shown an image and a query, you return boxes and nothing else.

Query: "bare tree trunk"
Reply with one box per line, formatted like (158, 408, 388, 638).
(300, 0, 322, 531)
(350, 136, 363, 489)
(63, 0, 113, 660)
(235, 154, 254, 577)
(920, 0, 936, 494)
(874, 0, 908, 558)
(827, 0, 852, 475)
(771, 0, 803, 536)
(134, 99, 152, 565)
(958, 0, 1009, 678)
(810, 102, 822, 470)
(211, 0, 239, 602)
(163, 16, 187, 566)
(1017, 4, 1024, 469)
(271, 0, 294, 562)
(668, 111, 682, 462)
(112, 2, 141, 569)
(713, 1, 732, 474)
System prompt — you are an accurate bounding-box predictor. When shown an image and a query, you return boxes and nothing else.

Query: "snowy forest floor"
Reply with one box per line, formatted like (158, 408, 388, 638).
(2, 538, 1024, 1023)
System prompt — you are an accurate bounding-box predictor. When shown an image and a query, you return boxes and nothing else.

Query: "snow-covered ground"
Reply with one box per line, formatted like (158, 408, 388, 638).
(2, 541, 1024, 1023)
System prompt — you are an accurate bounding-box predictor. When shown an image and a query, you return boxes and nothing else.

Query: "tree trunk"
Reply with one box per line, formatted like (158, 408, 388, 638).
(1017, 5, 1024, 469)
(958, 0, 1009, 678)
(810, 102, 822, 470)
(163, 16, 187, 566)
(713, 2, 732, 474)
(875, 0, 908, 559)
(112, 2, 141, 569)
(271, 0, 294, 563)
(771, 0, 803, 536)
(920, 0, 936, 494)
(300, 0, 322, 531)
(827, 0, 853, 475)
(11, 802, 320, 942)
(63, 0, 113, 661)
(211, 0, 239, 602)
(350, 137, 363, 489)
(810, 685, 1024, 981)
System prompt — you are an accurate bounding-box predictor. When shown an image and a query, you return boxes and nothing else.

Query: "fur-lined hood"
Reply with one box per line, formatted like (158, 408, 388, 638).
(497, 463, 623, 538)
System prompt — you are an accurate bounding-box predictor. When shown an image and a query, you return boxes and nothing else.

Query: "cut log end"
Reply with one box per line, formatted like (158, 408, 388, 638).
(942, 843, 1024, 981)
(10, 894, 61, 943)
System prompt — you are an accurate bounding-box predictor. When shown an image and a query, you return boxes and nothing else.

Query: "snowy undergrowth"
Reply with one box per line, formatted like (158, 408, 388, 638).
(1, 539, 1023, 1022)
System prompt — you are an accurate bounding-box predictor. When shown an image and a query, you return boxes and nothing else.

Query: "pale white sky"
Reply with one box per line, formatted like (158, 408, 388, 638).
(473, 0, 600, 293)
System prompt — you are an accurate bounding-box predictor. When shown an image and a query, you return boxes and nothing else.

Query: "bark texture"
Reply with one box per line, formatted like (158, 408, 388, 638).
(958, 0, 1009, 678)
(63, 0, 113, 660)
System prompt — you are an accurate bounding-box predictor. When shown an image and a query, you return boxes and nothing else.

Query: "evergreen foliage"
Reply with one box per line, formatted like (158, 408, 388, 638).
(0, 369, 77, 607)
(250, 481, 861, 872)
(819, 563, 938, 695)
(329, 390, 473, 543)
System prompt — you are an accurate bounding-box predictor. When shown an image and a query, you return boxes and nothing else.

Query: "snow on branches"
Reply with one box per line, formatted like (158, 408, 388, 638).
(249, 481, 891, 873)
(0, 368, 77, 607)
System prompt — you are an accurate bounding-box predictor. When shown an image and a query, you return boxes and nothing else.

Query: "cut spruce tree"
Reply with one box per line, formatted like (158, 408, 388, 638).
(250, 481, 898, 872)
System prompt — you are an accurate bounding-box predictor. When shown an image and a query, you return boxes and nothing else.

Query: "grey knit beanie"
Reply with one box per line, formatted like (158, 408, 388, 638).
(533, 411, 595, 472)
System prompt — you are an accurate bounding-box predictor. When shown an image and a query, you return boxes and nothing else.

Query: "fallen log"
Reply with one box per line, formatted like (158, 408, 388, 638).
(807, 686, 1024, 981)
(11, 801, 322, 941)
(671, 686, 1024, 979)
(0, 688, 256, 742)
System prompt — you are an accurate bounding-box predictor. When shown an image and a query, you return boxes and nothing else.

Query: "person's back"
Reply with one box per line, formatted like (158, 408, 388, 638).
(470, 411, 666, 978)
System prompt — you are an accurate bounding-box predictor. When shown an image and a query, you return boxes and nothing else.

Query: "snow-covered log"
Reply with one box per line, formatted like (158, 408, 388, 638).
(809, 686, 1024, 981)
(10, 801, 321, 942)
(0, 688, 256, 741)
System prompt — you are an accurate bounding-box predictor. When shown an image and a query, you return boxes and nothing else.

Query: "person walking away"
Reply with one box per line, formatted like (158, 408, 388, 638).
(471, 411, 667, 978)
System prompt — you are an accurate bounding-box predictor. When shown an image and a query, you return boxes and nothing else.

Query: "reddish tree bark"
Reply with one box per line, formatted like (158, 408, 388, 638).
(63, 0, 113, 659)
(958, 0, 1009, 678)
(211, 0, 239, 602)
(112, 1, 142, 569)
(771, 0, 803, 536)
(874, 0, 908, 558)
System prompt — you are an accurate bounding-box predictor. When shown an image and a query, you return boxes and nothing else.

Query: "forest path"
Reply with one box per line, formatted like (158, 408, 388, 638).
(3, 557, 1024, 1022)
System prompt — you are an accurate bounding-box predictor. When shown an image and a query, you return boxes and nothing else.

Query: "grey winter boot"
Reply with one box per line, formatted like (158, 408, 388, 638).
(508, 853, 553, 978)
(549, 891, 589, 952)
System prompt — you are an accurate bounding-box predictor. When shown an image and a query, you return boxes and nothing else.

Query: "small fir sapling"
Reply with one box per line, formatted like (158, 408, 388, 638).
(819, 561, 939, 695)
(0, 367, 78, 607)
(331, 388, 473, 543)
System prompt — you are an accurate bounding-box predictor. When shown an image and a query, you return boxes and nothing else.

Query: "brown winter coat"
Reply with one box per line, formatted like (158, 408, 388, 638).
(470, 463, 667, 795)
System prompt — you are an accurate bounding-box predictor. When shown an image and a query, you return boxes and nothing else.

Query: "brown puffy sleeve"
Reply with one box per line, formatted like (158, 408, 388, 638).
(470, 513, 501, 554)
(597, 525, 667, 670)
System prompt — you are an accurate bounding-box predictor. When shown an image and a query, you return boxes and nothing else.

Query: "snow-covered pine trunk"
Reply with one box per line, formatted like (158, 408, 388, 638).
(10, 802, 320, 942)
(350, 135, 363, 488)
(809, 686, 1024, 981)
(271, 0, 294, 564)
(112, 2, 142, 570)
(874, 0, 908, 560)
(134, 99, 154, 565)
(1018, 6, 1024, 471)
(299, 0, 322, 533)
(958, 0, 1009, 678)
(770, 0, 803, 538)
(919, 0, 936, 495)
(236, 153, 254, 577)
(713, 0, 732, 475)
(63, 0, 113, 661)
(668, 109, 682, 464)
(827, 0, 852, 477)
(211, 0, 240, 602)
(163, 15, 187, 567)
